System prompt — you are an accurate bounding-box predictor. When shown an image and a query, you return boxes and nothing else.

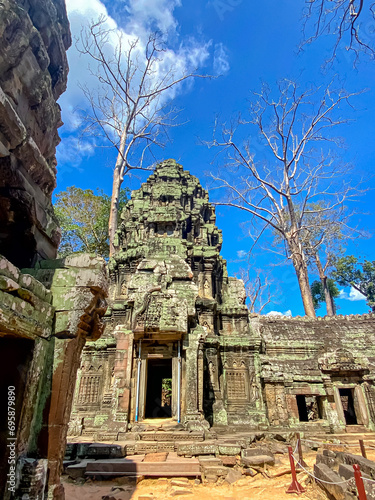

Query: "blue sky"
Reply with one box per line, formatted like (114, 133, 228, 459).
(56, 0, 375, 316)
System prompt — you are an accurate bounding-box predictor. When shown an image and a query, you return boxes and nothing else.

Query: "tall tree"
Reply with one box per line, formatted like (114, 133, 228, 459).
(78, 17, 208, 256)
(332, 255, 375, 311)
(299, 202, 364, 316)
(54, 186, 128, 259)
(311, 278, 340, 313)
(209, 79, 361, 317)
(302, 0, 375, 64)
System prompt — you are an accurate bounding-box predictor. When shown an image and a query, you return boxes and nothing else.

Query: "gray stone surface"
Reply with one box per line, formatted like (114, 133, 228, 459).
(314, 463, 353, 500)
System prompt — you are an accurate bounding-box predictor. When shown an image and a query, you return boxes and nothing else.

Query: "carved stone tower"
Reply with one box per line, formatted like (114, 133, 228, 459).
(70, 159, 375, 442)
(70, 159, 265, 437)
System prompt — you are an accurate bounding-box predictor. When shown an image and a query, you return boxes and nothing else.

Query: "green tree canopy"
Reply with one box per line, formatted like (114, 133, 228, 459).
(332, 256, 375, 312)
(54, 186, 128, 259)
(310, 278, 340, 312)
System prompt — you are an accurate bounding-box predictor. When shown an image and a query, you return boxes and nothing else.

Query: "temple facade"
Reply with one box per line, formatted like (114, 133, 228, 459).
(70, 159, 375, 440)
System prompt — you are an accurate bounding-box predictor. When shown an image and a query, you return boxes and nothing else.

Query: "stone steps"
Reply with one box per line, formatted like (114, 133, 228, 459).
(345, 425, 368, 433)
(66, 452, 201, 478)
(137, 430, 204, 442)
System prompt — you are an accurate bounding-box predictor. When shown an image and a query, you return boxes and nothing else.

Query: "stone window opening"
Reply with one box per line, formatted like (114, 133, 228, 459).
(296, 395, 322, 422)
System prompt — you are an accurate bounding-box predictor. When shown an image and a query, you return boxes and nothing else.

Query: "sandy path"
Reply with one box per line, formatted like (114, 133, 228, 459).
(62, 443, 375, 500)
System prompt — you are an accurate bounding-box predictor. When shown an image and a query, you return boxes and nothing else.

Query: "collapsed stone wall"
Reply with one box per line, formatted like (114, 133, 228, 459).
(0, 253, 108, 500)
(0, 0, 71, 268)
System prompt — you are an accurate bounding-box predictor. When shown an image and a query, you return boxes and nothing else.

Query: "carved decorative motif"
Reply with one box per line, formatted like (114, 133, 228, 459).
(318, 349, 369, 373)
(364, 383, 375, 423)
(226, 370, 248, 402)
(78, 374, 102, 404)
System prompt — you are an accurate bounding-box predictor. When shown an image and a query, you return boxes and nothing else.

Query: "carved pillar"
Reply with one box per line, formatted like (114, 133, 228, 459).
(363, 374, 375, 430)
(363, 378, 375, 431)
(184, 337, 198, 415)
(183, 328, 209, 431)
(206, 346, 227, 426)
(45, 255, 108, 500)
(322, 376, 345, 433)
(197, 338, 204, 412)
(47, 334, 87, 500)
(112, 327, 134, 431)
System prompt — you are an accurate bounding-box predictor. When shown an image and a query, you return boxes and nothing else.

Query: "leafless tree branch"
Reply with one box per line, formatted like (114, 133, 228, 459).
(207, 79, 365, 317)
(77, 16, 211, 255)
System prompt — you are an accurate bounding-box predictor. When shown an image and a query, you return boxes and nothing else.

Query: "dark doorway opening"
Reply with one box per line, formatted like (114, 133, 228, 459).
(339, 388, 358, 425)
(0, 337, 34, 497)
(145, 358, 172, 418)
(296, 395, 322, 422)
(296, 395, 308, 421)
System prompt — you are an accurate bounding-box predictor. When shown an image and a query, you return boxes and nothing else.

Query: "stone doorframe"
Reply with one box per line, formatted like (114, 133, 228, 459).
(333, 383, 369, 427)
(131, 341, 180, 422)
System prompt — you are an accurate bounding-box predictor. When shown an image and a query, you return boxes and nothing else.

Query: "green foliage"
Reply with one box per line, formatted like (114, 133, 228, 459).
(310, 279, 340, 310)
(332, 256, 375, 311)
(161, 378, 172, 398)
(54, 186, 128, 259)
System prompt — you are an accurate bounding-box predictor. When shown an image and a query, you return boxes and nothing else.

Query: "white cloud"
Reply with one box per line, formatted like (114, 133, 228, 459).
(213, 42, 230, 75)
(56, 136, 96, 174)
(339, 287, 366, 302)
(237, 249, 247, 259)
(60, 1, 211, 129)
(124, 0, 182, 35)
(57, 0, 214, 170)
(266, 309, 292, 317)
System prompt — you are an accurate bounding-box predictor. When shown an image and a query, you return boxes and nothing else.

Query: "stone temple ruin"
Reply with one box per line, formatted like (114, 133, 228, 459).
(0, 1, 108, 499)
(69, 159, 375, 449)
(1, 0, 375, 498)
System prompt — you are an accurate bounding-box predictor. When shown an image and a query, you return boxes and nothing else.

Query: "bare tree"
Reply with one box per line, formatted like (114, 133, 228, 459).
(78, 17, 208, 256)
(300, 203, 356, 315)
(237, 267, 273, 314)
(302, 0, 375, 64)
(208, 79, 362, 318)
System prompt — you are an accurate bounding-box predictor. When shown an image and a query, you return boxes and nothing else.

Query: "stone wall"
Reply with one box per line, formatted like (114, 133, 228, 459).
(256, 314, 375, 432)
(0, 0, 71, 268)
(0, 253, 108, 500)
(0, 2, 111, 499)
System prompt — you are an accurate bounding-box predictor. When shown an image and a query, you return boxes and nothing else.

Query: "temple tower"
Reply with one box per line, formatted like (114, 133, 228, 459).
(70, 159, 265, 438)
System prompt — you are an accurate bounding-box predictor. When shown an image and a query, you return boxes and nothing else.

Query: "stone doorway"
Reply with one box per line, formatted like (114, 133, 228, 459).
(145, 358, 172, 419)
(0, 337, 34, 497)
(339, 388, 358, 425)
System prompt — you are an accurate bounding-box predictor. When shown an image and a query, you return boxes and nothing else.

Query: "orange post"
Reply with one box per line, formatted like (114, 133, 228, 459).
(286, 445, 306, 495)
(296, 432, 308, 469)
(353, 464, 367, 500)
(359, 440, 367, 459)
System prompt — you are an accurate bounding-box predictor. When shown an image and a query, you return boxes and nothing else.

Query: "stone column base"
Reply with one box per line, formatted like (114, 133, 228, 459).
(183, 411, 210, 431)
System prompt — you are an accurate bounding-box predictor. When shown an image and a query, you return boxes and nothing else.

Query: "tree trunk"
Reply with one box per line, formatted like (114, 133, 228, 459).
(315, 254, 335, 317)
(108, 129, 128, 257)
(108, 166, 121, 257)
(287, 237, 316, 318)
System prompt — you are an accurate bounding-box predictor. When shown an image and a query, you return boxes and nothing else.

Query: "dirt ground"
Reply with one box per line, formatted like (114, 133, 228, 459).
(63, 475, 326, 500)
(62, 441, 375, 500)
